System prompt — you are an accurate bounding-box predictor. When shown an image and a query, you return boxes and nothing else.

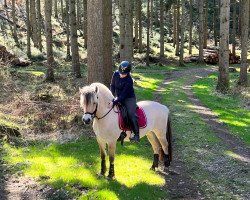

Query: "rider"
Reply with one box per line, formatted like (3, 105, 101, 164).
(109, 61, 140, 143)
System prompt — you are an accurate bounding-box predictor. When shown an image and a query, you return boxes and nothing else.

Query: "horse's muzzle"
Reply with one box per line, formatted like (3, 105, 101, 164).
(82, 114, 92, 124)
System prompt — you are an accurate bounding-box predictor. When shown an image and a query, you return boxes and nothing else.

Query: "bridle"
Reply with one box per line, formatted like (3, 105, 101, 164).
(83, 99, 115, 120)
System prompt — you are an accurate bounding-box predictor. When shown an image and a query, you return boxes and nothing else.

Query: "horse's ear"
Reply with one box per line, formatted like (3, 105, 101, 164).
(95, 86, 98, 93)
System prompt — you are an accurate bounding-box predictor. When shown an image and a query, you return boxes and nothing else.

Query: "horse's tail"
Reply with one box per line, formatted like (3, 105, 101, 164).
(159, 115, 172, 162)
(166, 116, 172, 162)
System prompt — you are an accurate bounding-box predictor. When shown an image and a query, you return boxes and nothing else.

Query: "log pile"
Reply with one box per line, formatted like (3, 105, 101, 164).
(0, 45, 31, 67)
(184, 48, 241, 64)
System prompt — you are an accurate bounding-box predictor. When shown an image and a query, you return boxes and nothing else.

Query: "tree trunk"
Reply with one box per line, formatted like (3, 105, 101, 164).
(150, 0, 153, 37)
(36, 0, 42, 51)
(87, 0, 112, 86)
(69, 0, 81, 78)
(124, 0, 133, 62)
(83, 0, 87, 48)
(217, 0, 230, 93)
(54, 0, 58, 18)
(134, 0, 139, 49)
(146, 0, 150, 66)
(231, 0, 237, 57)
(119, 0, 126, 60)
(66, 0, 71, 60)
(30, 0, 38, 48)
(76, 0, 81, 28)
(213, 0, 218, 46)
(203, 0, 208, 48)
(198, 0, 204, 62)
(26, 0, 31, 57)
(179, 0, 185, 66)
(45, 0, 55, 82)
(11, 0, 18, 45)
(175, 0, 180, 56)
(238, 0, 249, 86)
(173, 3, 177, 47)
(61, 0, 64, 22)
(188, 0, 193, 55)
(138, 0, 143, 53)
(159, 0, 164, 60)
(4, 0, 7, 7)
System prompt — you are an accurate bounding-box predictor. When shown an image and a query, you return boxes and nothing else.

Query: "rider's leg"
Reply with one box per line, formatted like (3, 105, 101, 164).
(123, 98, 140, 142)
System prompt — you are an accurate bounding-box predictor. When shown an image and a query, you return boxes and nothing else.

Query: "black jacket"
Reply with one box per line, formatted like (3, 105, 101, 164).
(110, 71, 135, 104)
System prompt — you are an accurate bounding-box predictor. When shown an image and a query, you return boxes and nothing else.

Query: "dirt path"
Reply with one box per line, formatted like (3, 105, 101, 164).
(154, 67, 250, 199)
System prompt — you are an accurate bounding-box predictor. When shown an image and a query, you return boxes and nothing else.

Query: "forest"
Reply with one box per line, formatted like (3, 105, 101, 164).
(0, 0, 249, 199)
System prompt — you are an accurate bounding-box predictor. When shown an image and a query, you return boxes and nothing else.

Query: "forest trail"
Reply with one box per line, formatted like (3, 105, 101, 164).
(155, 67, 250, 199)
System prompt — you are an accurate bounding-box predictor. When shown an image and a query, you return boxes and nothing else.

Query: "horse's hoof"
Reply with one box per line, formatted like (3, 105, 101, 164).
(150, 166, 156, 171)
(107, 175, 116, 180)
(97, 173, 106, 178)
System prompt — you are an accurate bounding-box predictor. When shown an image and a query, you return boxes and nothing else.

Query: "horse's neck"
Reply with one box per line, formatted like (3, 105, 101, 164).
(96, 90, 113, 118)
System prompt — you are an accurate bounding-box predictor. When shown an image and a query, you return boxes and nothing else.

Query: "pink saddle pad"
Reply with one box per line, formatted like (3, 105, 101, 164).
(118, 107, 147, 131)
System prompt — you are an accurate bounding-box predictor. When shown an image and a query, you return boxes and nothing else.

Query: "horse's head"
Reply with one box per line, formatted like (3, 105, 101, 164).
(79, 85, 99, 124)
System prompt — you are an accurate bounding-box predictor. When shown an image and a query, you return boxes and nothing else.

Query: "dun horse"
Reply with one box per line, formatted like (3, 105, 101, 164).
(80, 82, 172, 179)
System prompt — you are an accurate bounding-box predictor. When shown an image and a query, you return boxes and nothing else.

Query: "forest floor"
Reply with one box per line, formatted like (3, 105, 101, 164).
(0, 66, 249, 199)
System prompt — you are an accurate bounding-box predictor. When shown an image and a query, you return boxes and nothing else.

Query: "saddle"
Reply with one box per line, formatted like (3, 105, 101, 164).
(117, 104, 147, 131)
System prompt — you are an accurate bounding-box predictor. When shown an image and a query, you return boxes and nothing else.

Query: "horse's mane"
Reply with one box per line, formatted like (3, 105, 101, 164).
(90, 82, 113, 98)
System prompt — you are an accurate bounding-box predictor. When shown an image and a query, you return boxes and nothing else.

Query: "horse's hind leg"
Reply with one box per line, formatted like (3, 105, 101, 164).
(147, 132, 162, 171)
(97, 137, 107, 176)
(107, 141, 117, 180)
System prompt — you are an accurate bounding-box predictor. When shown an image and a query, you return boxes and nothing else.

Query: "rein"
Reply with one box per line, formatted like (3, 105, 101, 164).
(84, 103, 115, 120)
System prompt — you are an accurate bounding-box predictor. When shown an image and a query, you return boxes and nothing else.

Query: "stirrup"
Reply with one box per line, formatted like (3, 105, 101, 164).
(130, 134, 140, 143)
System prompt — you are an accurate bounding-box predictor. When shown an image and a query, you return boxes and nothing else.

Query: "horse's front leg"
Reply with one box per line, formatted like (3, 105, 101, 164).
(97, 138, 107, 176)
(107, 141, 117, 180)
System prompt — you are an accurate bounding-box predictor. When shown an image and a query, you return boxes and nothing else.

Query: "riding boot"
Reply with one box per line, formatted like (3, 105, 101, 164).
(130, 117, 140, 143)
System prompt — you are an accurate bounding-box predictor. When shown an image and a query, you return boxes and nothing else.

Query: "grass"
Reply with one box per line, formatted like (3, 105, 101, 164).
(192, 72, 250, 145)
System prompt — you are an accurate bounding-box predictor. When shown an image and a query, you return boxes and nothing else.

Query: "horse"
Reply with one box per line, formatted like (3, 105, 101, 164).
(79, 82, 172, 179)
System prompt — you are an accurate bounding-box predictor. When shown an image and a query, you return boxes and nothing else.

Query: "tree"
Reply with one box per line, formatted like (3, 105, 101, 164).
(146, 0, 150, 66)
(26, 0, 31, 57)
(213, 0, 218, 46)
(179, 0, 185, 66)
(87, 0, 112, 86)
(217, 0, 230, 93)
(124, 0, 133, 62)
(238, 0, 249, 86)
(203, 0, 208, 48)
(173, 3, 177, 47)
(11, 0, 18, 45)
(198, 0, 204, 63)
(138, 0, 143, 53)
(159, 0, 164, 61)
(54, 0, 58, 18)
(44, 0, 55, 82)
(175, 0, 180, 56)
(231, 0, 237, 57)
(188, 0, 193, 55)
(83, 0, 87, 48)
(119, 0, 126, 60)
(30, 0, 38, 48)
(134, 0, 139, 49)
(66, 0, 71, 60)
(69, 0, 81, 78)
(36, 0, 43, 51)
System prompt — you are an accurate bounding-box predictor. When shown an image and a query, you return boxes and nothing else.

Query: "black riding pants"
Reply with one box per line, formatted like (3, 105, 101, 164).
(123, 97, 139, 135)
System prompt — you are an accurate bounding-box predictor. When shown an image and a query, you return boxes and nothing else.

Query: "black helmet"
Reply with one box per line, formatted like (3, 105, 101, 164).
(118, 61, 132, 74)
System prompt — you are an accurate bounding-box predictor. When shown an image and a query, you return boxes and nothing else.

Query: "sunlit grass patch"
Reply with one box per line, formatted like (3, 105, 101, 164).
(3, 137, 167, 199)
(192, 73, 250, 145)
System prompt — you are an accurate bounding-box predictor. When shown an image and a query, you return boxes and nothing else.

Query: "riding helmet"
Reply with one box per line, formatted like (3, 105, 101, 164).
(118, 61, 132, 74)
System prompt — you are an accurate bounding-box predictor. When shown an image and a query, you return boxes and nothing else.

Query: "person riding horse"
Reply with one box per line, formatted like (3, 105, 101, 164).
(109, 61, 140, 143)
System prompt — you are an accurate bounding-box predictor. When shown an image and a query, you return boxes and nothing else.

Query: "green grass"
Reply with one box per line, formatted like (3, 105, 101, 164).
(192, 73, 250, 145)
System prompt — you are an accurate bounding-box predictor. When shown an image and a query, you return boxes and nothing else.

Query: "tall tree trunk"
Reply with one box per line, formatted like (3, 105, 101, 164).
(30, 0, 38, 48)
(232, 0, 237, 57)
(173, 3, 177, 47)
(179, 0, 185, 66)
(4, 0, 7, 7)
(11, 0, 18, 45)
(138, 0, 143, 53)
(36, 0, 43, 51)
(54, 0, 58, 18)
(146, 0, 150, 66)
(87, 0, 112, 86)
(26, 0, 31, 57)
(198, 0, 204, 62)
(66, 0, 71, 60)
(76, 0, 81, 28)
(159, 0, 164, 60)
(175, 0, 180, 56)
(45, 0, 55, 82)
(188, 0, 193, 55)
(213, 0, 218, 46)
(119, 0, 126, 60)
(238, 0, 249, 86)
(150, 0, 153, 37)
(134, 0, 139, 49)
(217, 0, 230, 93)
(61, 0, 64, 22)
(83, 0, 87, 48)
(69, 0, 81, 78)
(124, 0, 133, 62)
(203, 0, 208, 48)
